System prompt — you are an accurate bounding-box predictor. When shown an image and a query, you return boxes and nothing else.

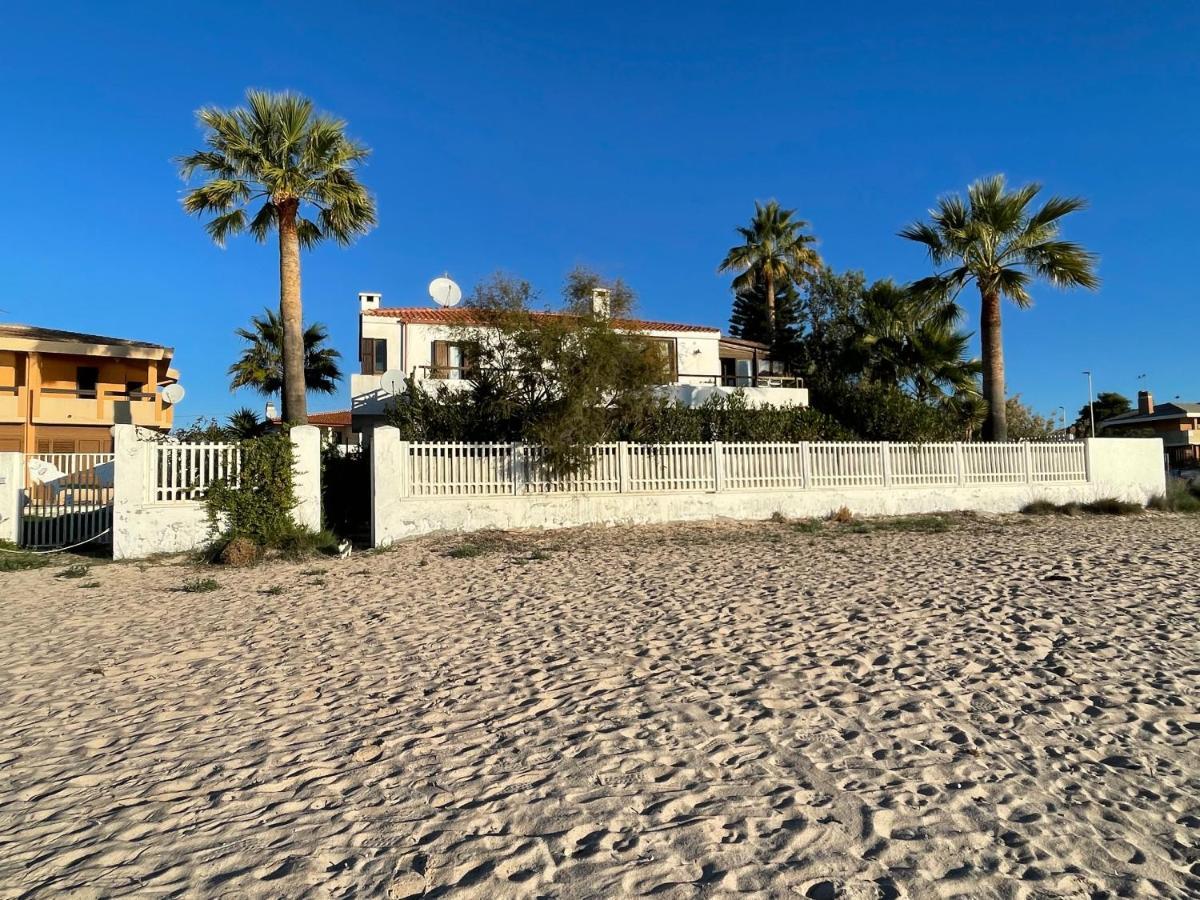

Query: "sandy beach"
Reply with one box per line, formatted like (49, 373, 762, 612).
(1, 514, 1198, 899)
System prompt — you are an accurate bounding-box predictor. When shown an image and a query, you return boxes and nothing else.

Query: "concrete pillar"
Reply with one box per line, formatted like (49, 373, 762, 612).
(0, 452, 22, 545)
(1085, 437, 1166, 503)
(289, 425, 322, 533)
(372, 426, 402, 548)
(111, 424, 151, 561)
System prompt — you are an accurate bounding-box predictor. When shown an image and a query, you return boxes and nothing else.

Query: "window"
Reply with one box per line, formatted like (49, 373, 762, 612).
(647, 338, 677, 384)
(76, 366, 99, 395)
(360, 338, 387, 376)
(430, 341, 475, 380)
(125, 381, 145, 397)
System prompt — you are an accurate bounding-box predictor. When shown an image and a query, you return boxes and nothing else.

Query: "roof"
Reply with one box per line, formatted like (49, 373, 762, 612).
(364, 306, 720, 334)
(1102, 402, 1200, 427)
(306, 410, 351, 427)
(719, 335, 771, 351)
(0, 323, 170, 352)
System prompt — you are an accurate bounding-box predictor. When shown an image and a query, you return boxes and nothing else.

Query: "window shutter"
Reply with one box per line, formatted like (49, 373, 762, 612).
(36, 440, 51, 454)
(52, 440, 74, 454)
(431, 341, 450, 378)
(667, 340, 678, 382)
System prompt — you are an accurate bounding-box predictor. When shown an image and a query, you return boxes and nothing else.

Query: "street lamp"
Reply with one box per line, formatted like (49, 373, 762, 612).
(1057, 406, 1067, 432)
(1082, 370, 1095, 437)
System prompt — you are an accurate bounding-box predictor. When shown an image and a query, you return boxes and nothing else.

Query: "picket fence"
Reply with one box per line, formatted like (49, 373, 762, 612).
(398, 440, 1088, 498)
(154, 442, 242, 502)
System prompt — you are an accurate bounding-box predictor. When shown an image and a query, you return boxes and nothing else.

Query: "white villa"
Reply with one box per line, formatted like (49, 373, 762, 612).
(350, 291, 809, 429)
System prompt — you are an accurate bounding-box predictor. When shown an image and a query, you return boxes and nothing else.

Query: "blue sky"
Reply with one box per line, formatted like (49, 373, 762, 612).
(3, 1, 1197, 426)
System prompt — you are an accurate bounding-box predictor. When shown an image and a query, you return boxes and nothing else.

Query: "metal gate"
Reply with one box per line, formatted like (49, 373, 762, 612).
(21, 453, 115, 549)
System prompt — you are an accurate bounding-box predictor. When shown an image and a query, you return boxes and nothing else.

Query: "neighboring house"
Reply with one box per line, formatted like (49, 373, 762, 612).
(350, 291, 809, 428)
(0, 324, 180, 453)
(1102, 390, 1200, 467)
(267, 404, 360, 451)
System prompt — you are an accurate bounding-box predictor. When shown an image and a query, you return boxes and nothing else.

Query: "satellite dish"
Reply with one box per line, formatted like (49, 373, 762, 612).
(380, 370, 407, 395)
(162, 383, 185, 404)
(429, 276, 462, 308)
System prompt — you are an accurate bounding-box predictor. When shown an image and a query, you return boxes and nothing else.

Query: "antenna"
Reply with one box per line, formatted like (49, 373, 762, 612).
(161, 383, 186, 404)
(429, 275, 462, 308)
(380, 370, 407, 396)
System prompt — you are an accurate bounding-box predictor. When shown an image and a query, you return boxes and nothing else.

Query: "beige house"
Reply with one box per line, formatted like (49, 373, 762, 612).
(1102, 390, 1199, 468)
(0, 324, 180, 453)
(350, 291, 808, 426)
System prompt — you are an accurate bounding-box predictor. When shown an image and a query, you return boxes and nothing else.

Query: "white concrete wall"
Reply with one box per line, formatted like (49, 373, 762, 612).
(111, 423, 324, 560)
(371, 432, 1167, 546)
(0, 452, 21, 544)
(111, 425, 215, 560)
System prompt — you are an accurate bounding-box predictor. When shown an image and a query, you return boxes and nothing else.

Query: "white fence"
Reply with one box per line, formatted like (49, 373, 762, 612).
(22, 453, 115, 549)
(397, 440, 1088, 497)
(154, 441, 242, 502)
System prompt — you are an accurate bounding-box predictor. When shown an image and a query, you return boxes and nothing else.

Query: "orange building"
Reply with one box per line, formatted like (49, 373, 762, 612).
(0, 324, 180, 453)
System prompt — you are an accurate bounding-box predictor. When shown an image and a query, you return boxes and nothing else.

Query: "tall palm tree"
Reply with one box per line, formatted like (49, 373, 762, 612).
(178, 90, 375, 424)
(229, 308, 342, 399)
(900, 175, 1098, 441)
(719, 201, 821, 332)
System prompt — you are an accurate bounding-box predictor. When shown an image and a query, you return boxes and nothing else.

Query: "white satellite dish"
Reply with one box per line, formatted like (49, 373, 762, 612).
(162, 383, 185, 404)
(429, 276, 462, 308)
(380, 369, 407, 395)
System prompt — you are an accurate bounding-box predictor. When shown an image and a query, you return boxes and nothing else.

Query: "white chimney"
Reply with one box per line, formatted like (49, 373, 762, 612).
(591, 288, 612, 318)
(359, 291, 382, 311)
(265, 401, 277, 421)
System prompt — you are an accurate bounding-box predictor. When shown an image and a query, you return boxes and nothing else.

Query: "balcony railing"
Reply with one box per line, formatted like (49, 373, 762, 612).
(680, 373, 806, 389)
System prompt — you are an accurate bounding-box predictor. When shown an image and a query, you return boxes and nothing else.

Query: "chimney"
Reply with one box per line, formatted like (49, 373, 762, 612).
(590, 288, 611, 318)
(265, 401, 277, 422)
(1137, 390, 1154, 415)
(359, 291, 382, 312)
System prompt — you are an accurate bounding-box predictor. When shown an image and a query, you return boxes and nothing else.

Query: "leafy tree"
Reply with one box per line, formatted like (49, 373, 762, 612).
(792, 268, 867, 384)
(1076, 391, 1132, 436)
(178, 90, 375, 424)
(226, 408, 268, 439)
(389, 269, 669, 473)
(719, 201, 821, 331)
(228, 308, 342, 399)
(1005, 395, 1058, 440)
(901, 175, 1099, 441)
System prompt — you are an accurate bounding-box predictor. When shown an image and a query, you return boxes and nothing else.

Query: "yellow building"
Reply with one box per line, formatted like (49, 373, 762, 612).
(0, 324, 180, 453)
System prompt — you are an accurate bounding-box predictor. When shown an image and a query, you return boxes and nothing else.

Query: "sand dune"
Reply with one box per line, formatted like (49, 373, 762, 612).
(1, 514, 1198, 898)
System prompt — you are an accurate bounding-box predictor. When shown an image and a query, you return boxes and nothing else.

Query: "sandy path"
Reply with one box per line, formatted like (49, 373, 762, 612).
(0, 515, 1198, 899)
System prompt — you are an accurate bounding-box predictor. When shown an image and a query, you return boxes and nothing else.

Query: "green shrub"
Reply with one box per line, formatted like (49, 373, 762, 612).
(1021, 500, 1063, 516)
(1080, 498, 1143, 516)
(0, 541, 50, 572)
(56, 564, 91, 579)
(205, 431, 296, 545)
(1148, 479, 1200, 513)
(181, 577, 220, 593)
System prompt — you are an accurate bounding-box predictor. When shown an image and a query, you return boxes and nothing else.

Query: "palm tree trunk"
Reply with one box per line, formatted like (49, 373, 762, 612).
(277, 200, 307, 425)
(980, 288, 1007, 441)
(765, 273, 776, 334)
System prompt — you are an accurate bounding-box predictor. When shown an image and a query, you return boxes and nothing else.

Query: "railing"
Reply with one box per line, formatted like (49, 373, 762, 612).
(395, 440, 1088, 498)
(678, 373, 807, 389)
(154, 441, 242, 502)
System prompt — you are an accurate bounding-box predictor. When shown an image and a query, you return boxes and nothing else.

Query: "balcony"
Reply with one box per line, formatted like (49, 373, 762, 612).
(34, 388, 164, 427)
(0, 386, 24, 423)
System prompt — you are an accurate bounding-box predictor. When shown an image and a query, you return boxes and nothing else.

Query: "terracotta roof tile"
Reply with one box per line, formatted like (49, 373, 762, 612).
(364, 306, 720, 334)
(306, 410, 352, 427)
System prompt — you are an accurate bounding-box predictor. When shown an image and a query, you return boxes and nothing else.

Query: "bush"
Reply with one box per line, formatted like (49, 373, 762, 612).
(205, 431, 296, 545)
(181, 577, 220, 593)
(218, 536, 261, 567)
(1148, 479, 1200, 513)
(0, 541, 50, 572)
(1080, 498, 1143, 516)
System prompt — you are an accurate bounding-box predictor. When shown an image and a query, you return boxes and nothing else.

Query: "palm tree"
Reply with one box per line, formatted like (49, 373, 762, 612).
(229, 308, 342, 399)
(854, 279, 980, 401)
(900, 175, 1099, 441)
(719, 201, 821, 332)
(178, 90, 375, 424)
(226, 408, 268, 439)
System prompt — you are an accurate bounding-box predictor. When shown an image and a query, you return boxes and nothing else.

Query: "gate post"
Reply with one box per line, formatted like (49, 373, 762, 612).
(111, 424, 151, 561)
(289, 425, 322, 533)
(0, 452, 21, 545)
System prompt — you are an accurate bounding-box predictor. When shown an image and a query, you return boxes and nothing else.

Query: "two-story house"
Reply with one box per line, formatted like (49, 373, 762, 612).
(349, 291, 809, 430)
(0, 324, 181, 453)
(1102, 390, 1199, 467)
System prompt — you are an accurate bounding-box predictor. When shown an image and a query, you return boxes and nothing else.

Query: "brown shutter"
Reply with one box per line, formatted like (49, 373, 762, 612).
(360, 338, 372, 374)
(667, 340, 678, 382)
(431, 341, 450, 378)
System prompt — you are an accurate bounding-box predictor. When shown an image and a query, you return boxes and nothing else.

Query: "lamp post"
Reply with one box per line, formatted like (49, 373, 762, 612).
(1082, 370, 1095, 437)
(1057, 406, 1067, 433)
